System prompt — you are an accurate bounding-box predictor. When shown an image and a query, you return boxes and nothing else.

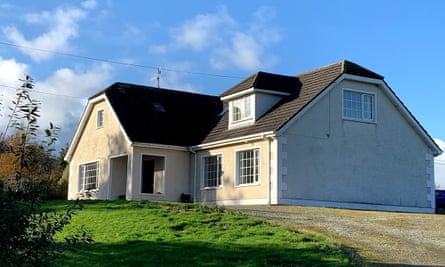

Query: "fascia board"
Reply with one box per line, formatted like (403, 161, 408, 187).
(192, 131, 275, 150)
(64, 95, 105, 162)
(131, 142, 188, 151)
(221, 87, 290, 102)
(64, 94, 132, 162)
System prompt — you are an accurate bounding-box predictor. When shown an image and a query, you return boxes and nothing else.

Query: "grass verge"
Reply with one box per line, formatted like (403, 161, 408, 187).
(47, 200, 351, 266)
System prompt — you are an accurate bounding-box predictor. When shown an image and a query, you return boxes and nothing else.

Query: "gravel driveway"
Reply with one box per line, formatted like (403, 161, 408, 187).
(226, 205, 445, 266)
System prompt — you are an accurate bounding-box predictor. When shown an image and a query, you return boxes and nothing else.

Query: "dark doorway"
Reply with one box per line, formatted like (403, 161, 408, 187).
(142, 157, 154, 194)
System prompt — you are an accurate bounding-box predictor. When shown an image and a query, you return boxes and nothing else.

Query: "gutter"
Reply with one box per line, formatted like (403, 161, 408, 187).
(192, 131, 276, 151)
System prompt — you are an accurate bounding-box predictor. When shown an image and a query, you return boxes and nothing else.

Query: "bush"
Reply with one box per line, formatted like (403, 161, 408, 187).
(0, 75, 89, 266)
(0, 183, 92, 267)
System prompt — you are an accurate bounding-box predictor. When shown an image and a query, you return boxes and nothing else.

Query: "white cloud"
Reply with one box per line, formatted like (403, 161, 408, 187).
(35, 63, 113, 145)
(149, 45, 167, 54)
(0, 57, 29, 138)
(0, 57, 28, 87)
(151, 5, 281, 72)
(434, 138, 445, 159)
(169, 6, 235, 51)
(0, 3, 14, 9)
(146, 62, 196, 93)
(2, 2, 95, 61)
(435, 138, 445, 150)
(211, 32, 269, 71)
(0, 57, 112, 147)
(81, 0, 97, 9)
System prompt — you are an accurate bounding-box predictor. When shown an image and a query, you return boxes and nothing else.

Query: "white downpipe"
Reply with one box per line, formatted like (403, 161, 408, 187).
(189, 148, 197, 203)
(267, 136, 272, 205)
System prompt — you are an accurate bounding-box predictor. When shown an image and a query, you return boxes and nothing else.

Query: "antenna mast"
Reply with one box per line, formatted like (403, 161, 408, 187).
(156, 67, 161, 88)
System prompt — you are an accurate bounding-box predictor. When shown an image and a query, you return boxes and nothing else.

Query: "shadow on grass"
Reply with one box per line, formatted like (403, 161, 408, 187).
(366, 264, 438, 267)
(55, 239, 349, 267)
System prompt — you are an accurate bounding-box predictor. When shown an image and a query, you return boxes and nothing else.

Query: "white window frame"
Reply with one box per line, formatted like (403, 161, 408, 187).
(96, 109, 104, 128)
(229, 94, 254, 128)
(235, 148, 260, 186)
(201, 154, 223, 189)
(78, 160, 99, 192)
(342, 89, 376, 123)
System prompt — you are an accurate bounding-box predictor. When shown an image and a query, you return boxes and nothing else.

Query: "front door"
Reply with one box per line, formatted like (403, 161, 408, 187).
(141, 157, 155, 194)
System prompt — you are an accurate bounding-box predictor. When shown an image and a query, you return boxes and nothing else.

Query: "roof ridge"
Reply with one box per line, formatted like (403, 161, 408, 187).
(92, 81, 217, 99)
(295, 61, 343, 77)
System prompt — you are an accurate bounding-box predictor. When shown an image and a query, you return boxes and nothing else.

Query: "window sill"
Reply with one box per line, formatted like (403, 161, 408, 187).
(139, 192, 164, 196)
(235, 182, 261, 188)
(343, 117, 376, 124)
(201, 186, 222, 191)
(79, 189, 98, 193)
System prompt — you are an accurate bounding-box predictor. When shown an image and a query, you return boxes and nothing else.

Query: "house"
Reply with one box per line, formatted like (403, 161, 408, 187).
(434, 139, 445, 189)
(65, 60, 442, 213)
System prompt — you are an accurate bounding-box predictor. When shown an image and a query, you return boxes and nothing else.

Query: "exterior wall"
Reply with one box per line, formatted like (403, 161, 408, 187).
(254, 93, 282, 120)
(279, 79, 435, 212)
(68, 99, 129, 200)
(129, 146, 190, 202)
(195, 138, 277, 205)
(110, 156, 128, 199)
(435, 155, 445, 189)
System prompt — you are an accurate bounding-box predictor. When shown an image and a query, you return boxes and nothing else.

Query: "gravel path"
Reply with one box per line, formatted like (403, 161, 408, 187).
(226, 205, 445, 266)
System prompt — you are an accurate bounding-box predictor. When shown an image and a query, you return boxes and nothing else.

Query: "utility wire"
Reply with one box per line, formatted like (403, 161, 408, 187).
(0, 40, 244, 79)
(0, 83, 83, 99)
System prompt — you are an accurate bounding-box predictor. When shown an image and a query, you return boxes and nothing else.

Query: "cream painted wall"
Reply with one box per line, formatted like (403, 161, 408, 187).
(195, 139, 276, 205)
(279, 79, 435, 211)
(68, 99, 129, 200)
(129, 146, 190, 202)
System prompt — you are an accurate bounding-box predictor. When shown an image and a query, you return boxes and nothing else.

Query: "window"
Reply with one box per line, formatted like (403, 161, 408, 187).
(343, 90, 375, 121)
(203, 155, 222, 188)
(236, 148, 260, 185)
(141, 155, 165, 194)
(231, 95, 252, 122)
(152, 102, 165, 113)
(96, 109, 104, 128)
(79, 161, 99, 191)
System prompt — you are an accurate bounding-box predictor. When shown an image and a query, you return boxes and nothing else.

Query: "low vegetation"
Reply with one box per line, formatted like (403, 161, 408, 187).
(50, 200, 351, 266)
(0, 76, 87, 267)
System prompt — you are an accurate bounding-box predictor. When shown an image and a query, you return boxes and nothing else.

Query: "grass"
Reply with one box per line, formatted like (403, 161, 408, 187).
(46, 200, 351, 266)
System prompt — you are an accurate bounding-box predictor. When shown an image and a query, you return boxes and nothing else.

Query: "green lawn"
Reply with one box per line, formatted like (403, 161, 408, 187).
(48, 200, 351, 266)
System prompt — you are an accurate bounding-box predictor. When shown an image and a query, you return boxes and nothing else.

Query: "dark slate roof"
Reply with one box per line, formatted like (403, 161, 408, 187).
(201, 60, 384, 144)
(220, 71, 302, 97)
(99, 82, 222, 146)
(95, 61, 384, 147)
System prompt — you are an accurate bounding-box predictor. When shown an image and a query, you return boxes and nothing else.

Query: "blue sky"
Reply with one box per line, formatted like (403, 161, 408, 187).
(0, 0, 444, 151)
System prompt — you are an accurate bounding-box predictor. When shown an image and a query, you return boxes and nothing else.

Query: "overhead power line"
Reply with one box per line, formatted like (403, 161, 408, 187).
(0, 40, 244, 79)
(0, 83, 83, 99)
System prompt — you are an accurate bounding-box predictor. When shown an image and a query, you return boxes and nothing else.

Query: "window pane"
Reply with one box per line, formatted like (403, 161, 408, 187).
(343, 91, 362, 119)
(79, 162, 98, 191)
(343, 91, 374, 121)
(204, 155, 221, 187)
(237, 149, 259, 185)
(244, 96, 251, 118)
(232, 95, 252, 122)
(363, 94, 373, 120)
(97, 110, 104, 128)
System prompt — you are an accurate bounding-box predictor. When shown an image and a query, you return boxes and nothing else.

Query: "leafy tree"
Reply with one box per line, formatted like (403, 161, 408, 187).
(0, 75, 92, 267)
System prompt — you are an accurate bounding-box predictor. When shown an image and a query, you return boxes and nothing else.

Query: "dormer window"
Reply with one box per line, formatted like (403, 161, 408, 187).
(221, 71, 297, 130)
(232, 95, 252, 122)
(229, 95, 254, 128)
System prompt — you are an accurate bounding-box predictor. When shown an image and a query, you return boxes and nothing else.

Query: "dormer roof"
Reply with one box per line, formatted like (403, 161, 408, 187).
(201, 60, 384, 144)
(220, 71, 300, 99)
